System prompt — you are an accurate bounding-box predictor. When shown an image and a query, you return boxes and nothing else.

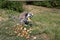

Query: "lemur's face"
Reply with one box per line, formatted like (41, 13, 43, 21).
(27, 13, 33, 18)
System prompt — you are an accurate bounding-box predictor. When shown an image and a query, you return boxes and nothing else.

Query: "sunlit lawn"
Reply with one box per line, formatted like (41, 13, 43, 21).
(0, 7, 60, 40)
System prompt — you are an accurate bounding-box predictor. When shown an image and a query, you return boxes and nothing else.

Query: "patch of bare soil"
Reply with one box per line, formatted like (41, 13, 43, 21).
(40, 33, 50, 40)
(0, 17, 8, 21)
(23, 5, 60, 14)
(29, 33, 50, 40)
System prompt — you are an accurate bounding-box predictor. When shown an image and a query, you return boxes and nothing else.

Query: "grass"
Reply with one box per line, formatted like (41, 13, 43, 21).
(0, 5, 60, 40)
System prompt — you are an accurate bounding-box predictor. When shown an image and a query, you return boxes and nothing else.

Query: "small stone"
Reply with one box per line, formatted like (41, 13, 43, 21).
(33, 37, 37, 39)
(17, 33, 21, 36)
(29, 28, 33, 30)
(27, 30, 30, 32)
(24, 28, 27, 30)
(16, 23, 19, 25)
(26, 35, 30, 39)
(21, 34, 24, 37)
(20, 27, 23, 30)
